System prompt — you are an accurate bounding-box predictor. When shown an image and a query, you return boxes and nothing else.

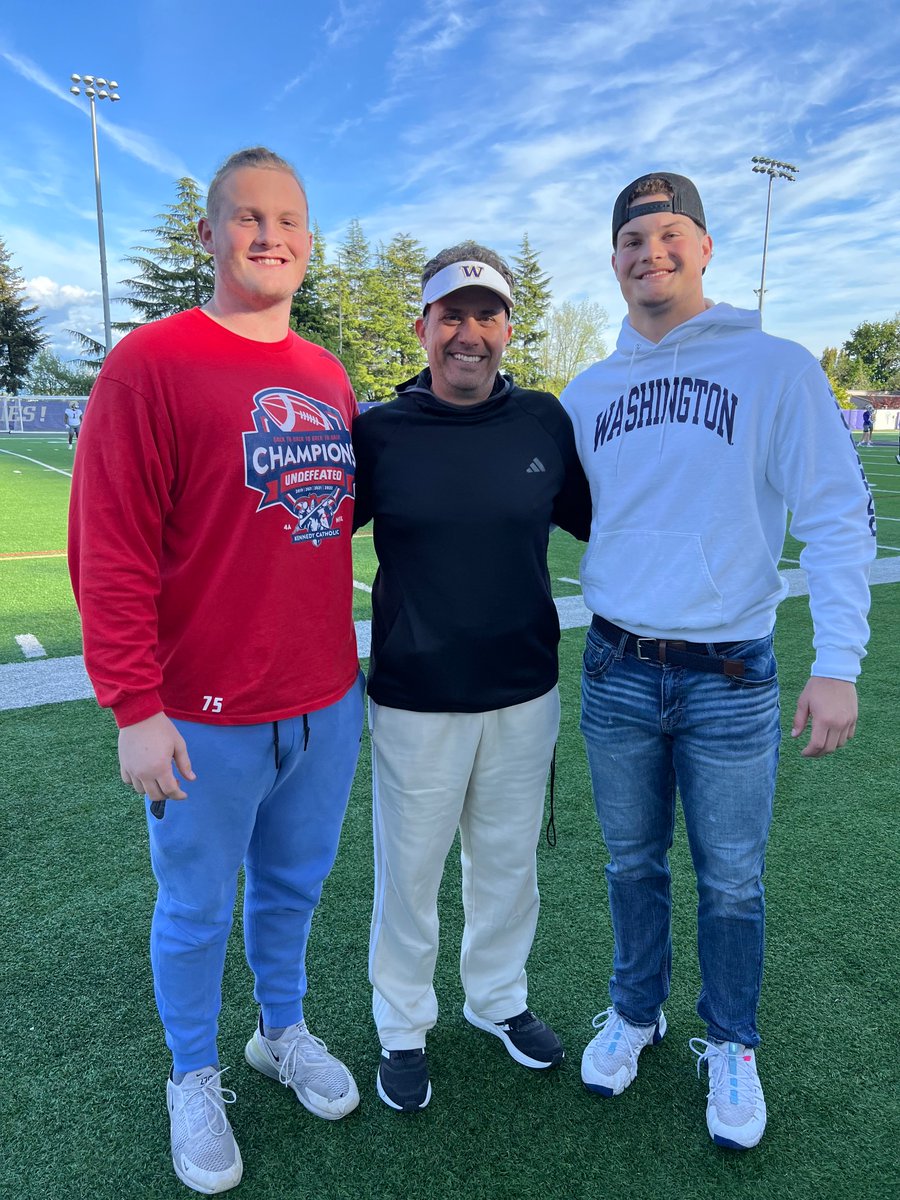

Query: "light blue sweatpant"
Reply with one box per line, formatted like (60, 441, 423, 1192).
(147, 673, 364, 1072)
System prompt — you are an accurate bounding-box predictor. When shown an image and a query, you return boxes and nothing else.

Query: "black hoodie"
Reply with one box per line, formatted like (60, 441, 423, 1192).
(353, 369, 590, 711)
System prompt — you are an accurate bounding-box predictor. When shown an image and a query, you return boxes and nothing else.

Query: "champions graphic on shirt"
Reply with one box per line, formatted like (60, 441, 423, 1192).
(243, 388, 355, 546)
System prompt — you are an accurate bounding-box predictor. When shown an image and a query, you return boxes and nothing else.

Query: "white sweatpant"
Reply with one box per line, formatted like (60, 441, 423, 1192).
(368, 687, 560, 1049)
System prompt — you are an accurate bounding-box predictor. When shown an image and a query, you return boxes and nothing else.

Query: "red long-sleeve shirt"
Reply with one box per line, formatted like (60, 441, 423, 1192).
(69, 308, 359, 728)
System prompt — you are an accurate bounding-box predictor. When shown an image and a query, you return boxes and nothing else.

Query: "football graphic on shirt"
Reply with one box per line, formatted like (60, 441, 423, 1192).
(244, 387, 355, 548)
(258, 391, 331, 433)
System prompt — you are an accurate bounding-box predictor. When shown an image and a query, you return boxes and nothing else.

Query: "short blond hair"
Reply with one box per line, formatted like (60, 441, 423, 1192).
(206, 147, 308, 224)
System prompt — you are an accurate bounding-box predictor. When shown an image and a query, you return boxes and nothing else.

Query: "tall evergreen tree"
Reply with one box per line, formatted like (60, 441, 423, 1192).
(291, 223, 339, 352)
(504, 234, 552, 388)
(67, 329, 107, 370)
(330, 220, 377, 399)
(119, 177, 214, 328)
(0, 237, 45, 394)
(363, 233, 427, 400)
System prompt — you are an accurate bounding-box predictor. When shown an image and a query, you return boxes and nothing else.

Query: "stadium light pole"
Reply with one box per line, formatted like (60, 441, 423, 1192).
(69, 73, 121, 355)
(750, 156, 797, 321)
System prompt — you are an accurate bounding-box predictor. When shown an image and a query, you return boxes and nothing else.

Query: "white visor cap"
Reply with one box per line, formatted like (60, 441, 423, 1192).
(421, 261, 514, 311)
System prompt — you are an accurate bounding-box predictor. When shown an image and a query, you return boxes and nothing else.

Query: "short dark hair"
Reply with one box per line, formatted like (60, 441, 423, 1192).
(628, 176, 675, 205)
(206, 147, 308, 225)
(612, 172, 707, 247)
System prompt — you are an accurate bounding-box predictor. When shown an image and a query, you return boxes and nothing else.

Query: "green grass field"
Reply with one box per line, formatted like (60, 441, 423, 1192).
(1, 434, 898, 1200)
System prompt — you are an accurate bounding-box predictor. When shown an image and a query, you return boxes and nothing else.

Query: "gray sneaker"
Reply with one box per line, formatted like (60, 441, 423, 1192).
(245, 1015, 359, 1120)
(167, 1067, 243, 1195)
(581, 1006, 667, 1096)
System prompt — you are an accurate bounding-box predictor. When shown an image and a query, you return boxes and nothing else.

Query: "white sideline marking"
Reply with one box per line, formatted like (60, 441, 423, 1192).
(353, 580, 372, 593)
(2, 560, 900, 714)
(0, 448, 73, 477)
(15, 634, 47, 659)
(558, 577, 580, 585)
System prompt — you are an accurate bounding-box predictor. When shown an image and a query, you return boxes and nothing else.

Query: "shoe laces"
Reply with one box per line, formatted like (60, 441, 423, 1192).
(177, 1067, 237, 1138)
(274, 1022, 331, 1085)
(690, 1038, 763, 1121)
(590, 1006, 648, 1055)
(502, 1010, 540, 1033)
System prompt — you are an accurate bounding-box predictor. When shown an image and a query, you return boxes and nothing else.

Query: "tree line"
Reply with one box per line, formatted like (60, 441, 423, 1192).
(5, 177, 899, 402)
(2, 177, 608, 401)
(820, 316, 900, 401)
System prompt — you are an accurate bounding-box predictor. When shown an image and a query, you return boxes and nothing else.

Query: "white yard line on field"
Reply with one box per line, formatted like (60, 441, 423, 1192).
(0, 448, 73, 477)
(15, 634, 47, 659)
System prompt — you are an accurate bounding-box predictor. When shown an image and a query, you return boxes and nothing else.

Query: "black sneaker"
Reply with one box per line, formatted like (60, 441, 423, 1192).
(376, 1048, 432, 1112)
(463, 1004, 564, 1069)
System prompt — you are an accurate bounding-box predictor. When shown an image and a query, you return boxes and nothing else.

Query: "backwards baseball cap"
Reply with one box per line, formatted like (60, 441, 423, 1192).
(421, 260, 514, 312)
(612, 172, 706, 246)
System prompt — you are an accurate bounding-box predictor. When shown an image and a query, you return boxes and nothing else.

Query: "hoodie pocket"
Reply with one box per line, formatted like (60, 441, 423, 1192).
(583, 530, 724, 631)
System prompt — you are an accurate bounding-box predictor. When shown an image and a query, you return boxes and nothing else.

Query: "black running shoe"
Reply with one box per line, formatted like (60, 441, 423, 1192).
(376, 1048, 432, 1112)
(463, 1004, 564, 1069)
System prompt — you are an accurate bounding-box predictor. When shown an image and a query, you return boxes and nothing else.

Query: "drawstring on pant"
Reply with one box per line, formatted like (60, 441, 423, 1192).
(545, 746, 557, 848)
(273, 710, 312, 768)
(273, 713, 311, 768)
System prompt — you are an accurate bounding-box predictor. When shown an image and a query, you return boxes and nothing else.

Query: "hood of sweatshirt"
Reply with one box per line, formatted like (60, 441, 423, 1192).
(614, 302, 762, 358)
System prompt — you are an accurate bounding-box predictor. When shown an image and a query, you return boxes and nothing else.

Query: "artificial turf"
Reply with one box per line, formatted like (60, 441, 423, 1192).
(2, 586, 897, 1200)
(2, 437, 897, 1199)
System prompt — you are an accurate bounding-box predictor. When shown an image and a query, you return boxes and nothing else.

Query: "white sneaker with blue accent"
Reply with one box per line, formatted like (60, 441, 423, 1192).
(245, 1016, 360, 1120)
(581, 1006, 667, 1096)
(167, 1066, 243, 1194)
(691, 1038, 767, 1149)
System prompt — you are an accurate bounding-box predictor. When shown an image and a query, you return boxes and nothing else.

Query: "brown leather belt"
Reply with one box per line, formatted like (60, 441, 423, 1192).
(591, 616, 746, 678)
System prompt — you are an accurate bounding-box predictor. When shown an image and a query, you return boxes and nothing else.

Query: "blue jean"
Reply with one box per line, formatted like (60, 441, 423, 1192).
(580, 623, 780, 1047)
(147, 673, 364, 1072)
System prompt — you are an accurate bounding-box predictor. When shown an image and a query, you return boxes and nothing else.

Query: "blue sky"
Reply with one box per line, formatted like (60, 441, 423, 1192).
(2, 0, 898, 364)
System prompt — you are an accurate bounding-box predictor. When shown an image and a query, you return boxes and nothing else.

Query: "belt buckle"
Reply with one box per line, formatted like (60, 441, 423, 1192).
(635, 637, 655, 662)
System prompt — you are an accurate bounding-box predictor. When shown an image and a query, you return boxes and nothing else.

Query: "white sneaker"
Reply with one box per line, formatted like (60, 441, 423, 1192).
(167, 1067, 242, 1195)
(691, 1038, 767, 1149)
(581, 1006, 666, 1096)
(245, 1016, 360, 1120)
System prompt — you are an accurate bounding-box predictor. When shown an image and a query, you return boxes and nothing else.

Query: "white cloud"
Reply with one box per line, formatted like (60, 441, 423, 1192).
(390, 4, 484, 77)
(323, 1, 381, 47)
(25, 276, 97, 309)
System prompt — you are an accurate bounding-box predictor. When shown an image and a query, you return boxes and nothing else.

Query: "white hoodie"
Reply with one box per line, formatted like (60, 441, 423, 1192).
(561, 303, 875, 681)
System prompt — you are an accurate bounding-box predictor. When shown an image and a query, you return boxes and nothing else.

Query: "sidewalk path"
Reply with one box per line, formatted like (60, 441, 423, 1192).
(3, 560, 899, 713)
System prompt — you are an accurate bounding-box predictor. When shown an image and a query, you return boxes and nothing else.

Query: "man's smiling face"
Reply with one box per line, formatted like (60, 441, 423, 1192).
(612, 194, 712, 330)
(198, 166, 312, 316)
(415, 286, 512, 406)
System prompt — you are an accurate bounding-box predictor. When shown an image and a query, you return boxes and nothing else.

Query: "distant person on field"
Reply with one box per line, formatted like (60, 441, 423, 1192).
(64, 400, 82, 446)
(860, 405, 873, 446)
(69, 147, 363, 1195)
(353, 241, 591, 1112)
(561, 171, 876, 1151)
